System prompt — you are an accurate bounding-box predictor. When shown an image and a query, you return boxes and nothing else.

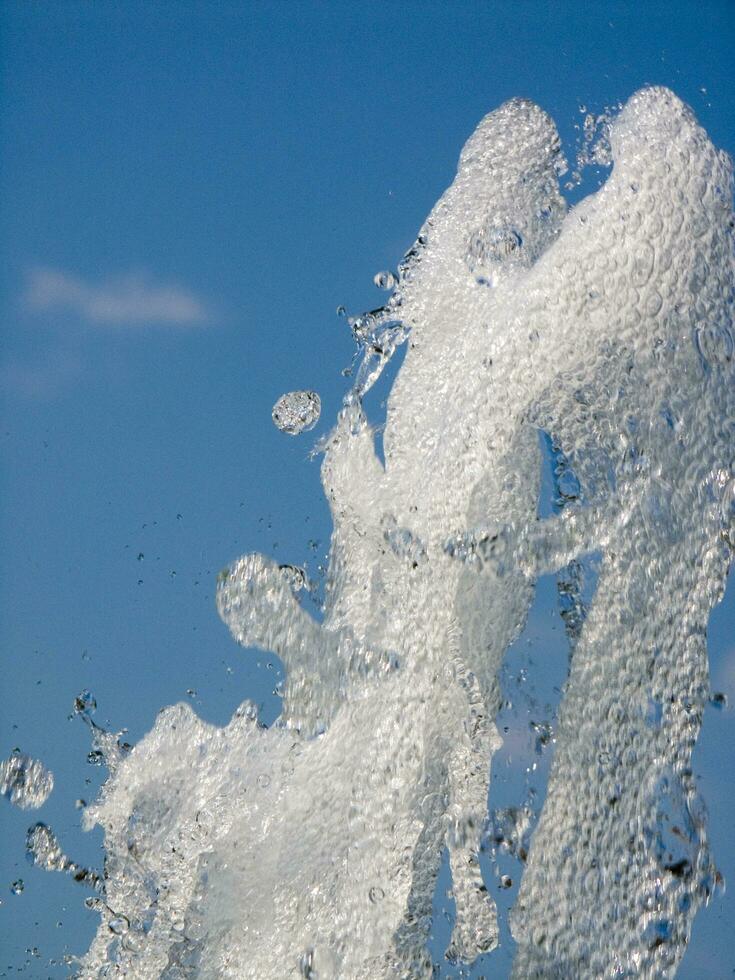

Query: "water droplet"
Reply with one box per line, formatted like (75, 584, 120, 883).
(500, 875, 513, 889)
(486, 806, 534, 862)
(74, 690, 97, 716)
(257, 773, 271, 789)
(1, 754, 54, 809)
(26, 823, 68, 872)
(272, 391, 321, 435)
(368, 886, 385, 904)
(373, 270, 397, 290)
(278, 564, 307, 592)
(530, 720, 554, 753)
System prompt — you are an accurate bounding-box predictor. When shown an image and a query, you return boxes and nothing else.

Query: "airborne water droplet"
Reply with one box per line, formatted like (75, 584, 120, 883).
(373, 270, 397, 290)
(0, 754, 54, 810)
(26, 823, 68, 872)
(272, 390, 321, 435)
(74, 690, 97, 717)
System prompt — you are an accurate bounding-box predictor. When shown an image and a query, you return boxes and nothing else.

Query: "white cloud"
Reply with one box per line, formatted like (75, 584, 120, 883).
(24, 267, 210, 326)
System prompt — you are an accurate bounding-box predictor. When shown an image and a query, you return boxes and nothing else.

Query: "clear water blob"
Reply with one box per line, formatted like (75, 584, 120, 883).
(74, 690, 97, 717)
(373, 270, 397, 290)
(1, 753, 54, 810)
(271, 390, 321, 435)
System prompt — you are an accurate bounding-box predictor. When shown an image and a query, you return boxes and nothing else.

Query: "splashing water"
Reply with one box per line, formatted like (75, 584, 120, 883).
(26, 822, 101, 891)
(71, 89, 733, 978)
(1, 753, 54, 810)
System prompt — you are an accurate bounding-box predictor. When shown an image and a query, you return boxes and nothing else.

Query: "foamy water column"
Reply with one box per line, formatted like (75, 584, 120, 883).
(78, 88, 734, 978)
(501, 89, 735, 978)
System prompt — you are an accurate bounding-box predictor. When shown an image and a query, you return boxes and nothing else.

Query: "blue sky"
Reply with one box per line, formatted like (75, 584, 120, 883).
(1, 2, 734, 976)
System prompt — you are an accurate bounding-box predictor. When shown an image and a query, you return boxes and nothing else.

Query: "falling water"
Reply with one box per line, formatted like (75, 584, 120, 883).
(68, 88, 734, 978)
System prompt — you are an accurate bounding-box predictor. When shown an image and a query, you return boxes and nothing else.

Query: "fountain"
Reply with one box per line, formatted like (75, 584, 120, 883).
(76, 87, 734, 978)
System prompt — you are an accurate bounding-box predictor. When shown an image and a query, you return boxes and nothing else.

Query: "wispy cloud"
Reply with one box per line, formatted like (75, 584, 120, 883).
(24, 267, 210, 326)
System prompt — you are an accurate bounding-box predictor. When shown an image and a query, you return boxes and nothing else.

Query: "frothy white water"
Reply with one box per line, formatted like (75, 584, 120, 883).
(76, 88, 733, 978)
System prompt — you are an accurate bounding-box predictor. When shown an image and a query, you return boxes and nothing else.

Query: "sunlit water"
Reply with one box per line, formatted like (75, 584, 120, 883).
(31, 88, 734, 978)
